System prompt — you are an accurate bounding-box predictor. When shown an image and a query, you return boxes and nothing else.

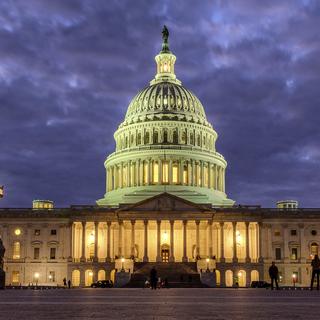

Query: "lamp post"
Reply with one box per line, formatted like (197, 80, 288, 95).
(34, 272, 39, 287)
(206, 258, 210, 272)
(121, 257, 125, 272)
(292, 273, 296, 288)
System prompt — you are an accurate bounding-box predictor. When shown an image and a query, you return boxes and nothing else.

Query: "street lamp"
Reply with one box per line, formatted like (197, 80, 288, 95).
(292, 273, 297, 288)
(206, 258, 210, 272)
(121, 257, 125, 271)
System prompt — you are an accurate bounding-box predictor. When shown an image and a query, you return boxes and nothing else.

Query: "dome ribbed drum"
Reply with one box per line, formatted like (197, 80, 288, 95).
(97, 28, 234, 207)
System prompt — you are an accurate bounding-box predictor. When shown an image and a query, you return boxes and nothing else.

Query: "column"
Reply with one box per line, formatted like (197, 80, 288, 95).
(208, 163, 211, 189)
(187, 161, 192, 186)
(156, 220, 161, 262)
(136, 160, 140, 186)
(232, 222, 238, 263)
(299, 224, 306, 262)
(128, 161, 131, 187)
(106, 222, 111, 262)
(196, 221, 200, 258)
(220, 222, 225, 262)
(143, 220, 149, 262)
(158, 159, 162, 184)
(182, 220, 188, 262)
(200, 161, 204, 187)
(179, 160, 184, 184)
(267, 224, 272, 260)
(168, 160, 173, 184)
(214, 165, 218, 189)
(120, 162, 123, 188)
(258, 222, 263, 262)
(192, 160, 195, 186)
(245, 222, 251, 263)
(147, 159, 151, 184)
(94, 221, 99, 262)
(131, 220, 136, 257)
(80, 221, 86, 262)
(208, 220, 213, 257)
(118, 220, 123, 257)
(68, 222, 73, 262)
(169, 220, 175, 262)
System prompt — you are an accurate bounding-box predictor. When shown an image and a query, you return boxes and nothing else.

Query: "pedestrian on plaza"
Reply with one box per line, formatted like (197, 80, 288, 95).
(63, 277, 67, 287)
(150, 267, 157, 290)
(310, 254, 320, 290)
(269, 261, 279, 290)
(68, 279, 71, 289)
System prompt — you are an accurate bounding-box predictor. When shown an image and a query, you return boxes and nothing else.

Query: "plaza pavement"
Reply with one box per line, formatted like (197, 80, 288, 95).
(0, 288, 319, 320)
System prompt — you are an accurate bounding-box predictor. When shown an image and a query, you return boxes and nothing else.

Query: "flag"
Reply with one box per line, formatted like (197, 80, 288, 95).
(0, 186, 3, 198)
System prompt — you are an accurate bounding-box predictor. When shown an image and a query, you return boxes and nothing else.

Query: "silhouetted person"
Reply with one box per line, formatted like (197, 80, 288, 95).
(150, 267, 157, 290)
(311, 254, 320, 290)
(68, 279, 71, 289)
(63, 278, 67, 287)
(269, 261, 279, 290)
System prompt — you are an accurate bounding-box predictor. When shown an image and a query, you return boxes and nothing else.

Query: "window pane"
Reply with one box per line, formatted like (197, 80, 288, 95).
(13, 241, 20, 259)
(153, 163, 159, 183)
(172, 165, 178, 184)
(162, 162, 168, 183)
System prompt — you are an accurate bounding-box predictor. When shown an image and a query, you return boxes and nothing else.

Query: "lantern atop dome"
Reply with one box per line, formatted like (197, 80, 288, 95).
(150, 26, 181, 85)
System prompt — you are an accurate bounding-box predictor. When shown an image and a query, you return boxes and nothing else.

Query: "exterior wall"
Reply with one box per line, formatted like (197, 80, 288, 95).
(1, 206, 320, 287)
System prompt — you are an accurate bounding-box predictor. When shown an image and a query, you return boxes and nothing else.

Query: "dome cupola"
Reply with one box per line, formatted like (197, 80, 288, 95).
(97, 26, 234, 207)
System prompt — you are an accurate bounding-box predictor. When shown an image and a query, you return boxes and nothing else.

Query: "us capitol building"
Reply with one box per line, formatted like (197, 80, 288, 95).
(0, 27, 319, 288)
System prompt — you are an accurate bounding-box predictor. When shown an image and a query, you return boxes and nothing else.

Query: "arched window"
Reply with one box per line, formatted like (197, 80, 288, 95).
(13, 241, 20, 259)
(163, 130, 168, 143)
(225, 270, 233, 287)
(144, 131, 150, 144)
(137, 133, 142, 145)
(72, 270, 80, 287)
(251, 270, 259, 282)
(190, 133, 194, 145)
(173, 129, 178, 144)
(153, 131, 158, 144)
(98, 270, 106, 281)
(181, 131, 187, 144)
(85, 270, 94, 287)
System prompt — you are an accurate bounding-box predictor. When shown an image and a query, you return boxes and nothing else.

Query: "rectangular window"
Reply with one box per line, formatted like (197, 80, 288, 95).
(51, 229, 57, 235)
(143, 163, 148, 184)
(290, 229, 297, 236)
(50, 248, 56, 260)
(291, 248, 298, 260)
(172, 164, 178, 184)
(153, 162, 159, 183)
(34, 229, 40, 236)
(13, 241, 20, 259)
(183, 166, 188, 184)
(162, 162, 169, 183)
(34, 247, 40, 260)
(12, 271, 20, 284)
(274, 230, 280, 237)
(49, 271, 55, 282)
(275, 247, 282, 260)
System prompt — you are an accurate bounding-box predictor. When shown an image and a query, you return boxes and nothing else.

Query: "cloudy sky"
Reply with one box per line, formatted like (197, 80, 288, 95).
(0, 0, 319, 208)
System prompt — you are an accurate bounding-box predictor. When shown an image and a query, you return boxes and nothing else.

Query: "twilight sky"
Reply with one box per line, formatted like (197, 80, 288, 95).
(0, 0, 320, 208)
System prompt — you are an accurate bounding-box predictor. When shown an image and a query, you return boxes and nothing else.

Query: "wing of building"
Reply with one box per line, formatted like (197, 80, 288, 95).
(0, 28, 318, 288)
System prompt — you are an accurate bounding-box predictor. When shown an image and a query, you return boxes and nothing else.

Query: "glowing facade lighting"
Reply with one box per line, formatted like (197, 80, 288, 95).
(14, 229, 21, 236)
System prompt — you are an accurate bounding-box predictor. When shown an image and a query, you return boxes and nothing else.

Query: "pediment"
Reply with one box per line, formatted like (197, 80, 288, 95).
(117, 192, 211, 213)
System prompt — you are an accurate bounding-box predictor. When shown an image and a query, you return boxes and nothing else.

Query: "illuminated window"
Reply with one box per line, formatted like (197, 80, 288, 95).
(204, 166, 208, 187)
(162, 162, 169, 183)
(197, 164, 201, 186)
(274, 230, 280, 236)
(49, 271, 55, 282)
(12, 271, 20, 284)
(14, 229, 21, 236)
(153, 162, 159, 183)
(183, 165, 188, 184)
(143, 162, 148, 184)
(34, 229, 40, 236)
(172, 164, 179, 184)
(13, 241, 20, 259)
(123, 166, 127, 187)
(89, 243, 94, 259)
(291, 248, 298, 260)
(311, 243, 318, 257)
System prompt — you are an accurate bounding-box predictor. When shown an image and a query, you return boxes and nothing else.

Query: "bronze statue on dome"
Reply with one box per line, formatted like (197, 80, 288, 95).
(162, 25, 169, 42)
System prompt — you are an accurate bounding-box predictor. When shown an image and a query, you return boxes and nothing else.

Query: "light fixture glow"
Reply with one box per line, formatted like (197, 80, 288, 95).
(14, 229, 21, 236)
(34, 272, 39, 279)
(89, 271, 93, 277)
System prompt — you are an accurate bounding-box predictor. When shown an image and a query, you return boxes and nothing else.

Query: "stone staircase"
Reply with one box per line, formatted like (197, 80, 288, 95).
(125, 262, 208, 288)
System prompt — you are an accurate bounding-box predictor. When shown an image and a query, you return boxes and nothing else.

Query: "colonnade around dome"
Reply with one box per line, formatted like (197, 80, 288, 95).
(106, 158, 225, 193)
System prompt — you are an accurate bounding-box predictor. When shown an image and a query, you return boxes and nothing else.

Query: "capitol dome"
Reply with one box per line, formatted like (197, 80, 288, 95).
(97, 26, 234, 207)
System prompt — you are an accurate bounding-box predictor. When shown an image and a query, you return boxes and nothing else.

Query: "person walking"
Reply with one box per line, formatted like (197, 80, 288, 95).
(63, 277, 67, 287)
(310, 254, 320, 290)
(269, 261, 279, 290)
(150, 267, 157, 290)
(67, 279, 71, 289)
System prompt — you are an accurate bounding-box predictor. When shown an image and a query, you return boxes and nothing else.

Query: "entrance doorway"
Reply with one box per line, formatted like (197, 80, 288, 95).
(161, 244, 170, 262)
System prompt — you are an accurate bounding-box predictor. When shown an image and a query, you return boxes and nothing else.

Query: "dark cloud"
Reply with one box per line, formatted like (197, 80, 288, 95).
(0, 0, 319, 208)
